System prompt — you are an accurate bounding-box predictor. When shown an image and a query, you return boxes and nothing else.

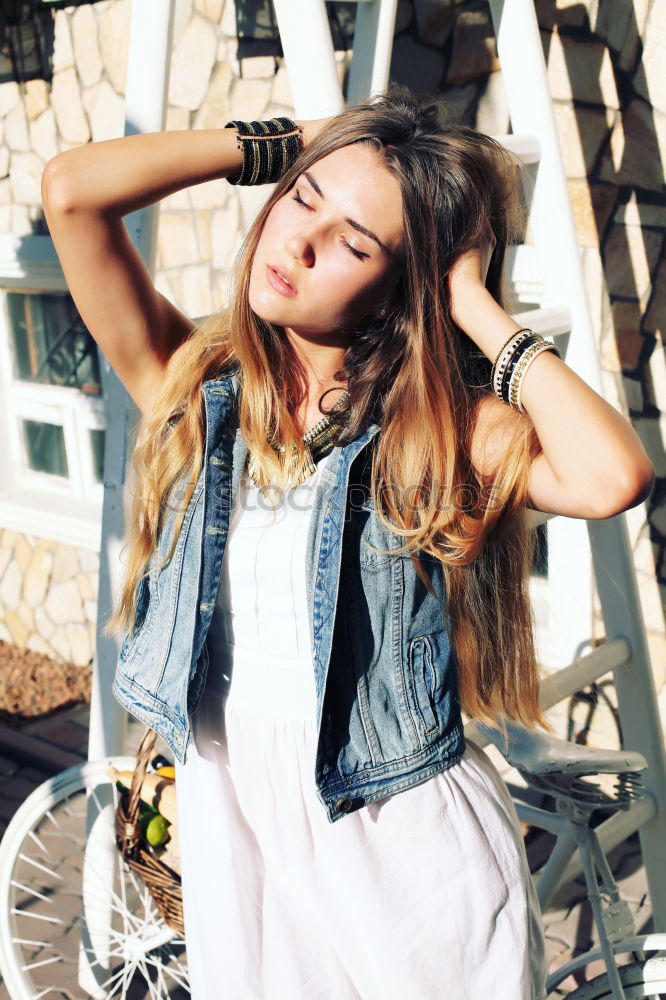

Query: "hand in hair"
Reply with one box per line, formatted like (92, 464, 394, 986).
(448, 230, 497, 327)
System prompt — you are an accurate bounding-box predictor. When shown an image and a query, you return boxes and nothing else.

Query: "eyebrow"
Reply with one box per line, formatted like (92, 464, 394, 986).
(302, 171, 394, 258)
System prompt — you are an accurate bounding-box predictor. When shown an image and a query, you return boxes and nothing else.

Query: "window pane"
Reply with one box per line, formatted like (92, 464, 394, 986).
(22, 419, 69, 478)
(90, 428, 105, 483)
(7, 291, 101, 393)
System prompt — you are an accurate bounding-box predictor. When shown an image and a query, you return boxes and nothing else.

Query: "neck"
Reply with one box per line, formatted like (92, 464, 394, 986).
(283, 326, 349, 400)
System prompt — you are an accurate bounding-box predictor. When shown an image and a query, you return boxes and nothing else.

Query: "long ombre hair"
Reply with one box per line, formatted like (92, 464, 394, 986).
(105, 84, 552, 734)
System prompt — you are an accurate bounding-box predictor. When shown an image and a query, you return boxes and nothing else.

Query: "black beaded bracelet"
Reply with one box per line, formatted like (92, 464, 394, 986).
(224, 117, 304, 186)
(491, 328, 534, 398)
(499, 333, 544, 403)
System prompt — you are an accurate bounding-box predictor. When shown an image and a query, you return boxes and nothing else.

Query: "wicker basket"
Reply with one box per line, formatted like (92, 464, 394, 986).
(113, 725, 184, 935)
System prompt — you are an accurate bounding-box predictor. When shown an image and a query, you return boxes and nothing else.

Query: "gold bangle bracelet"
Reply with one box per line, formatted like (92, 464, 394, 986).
(508, 341, 561, 412)
(508, 341, 552, 410)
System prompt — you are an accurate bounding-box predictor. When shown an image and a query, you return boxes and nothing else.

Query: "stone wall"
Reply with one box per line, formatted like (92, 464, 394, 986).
(0, 0, 663, 723)
(0, 530, 98, 666)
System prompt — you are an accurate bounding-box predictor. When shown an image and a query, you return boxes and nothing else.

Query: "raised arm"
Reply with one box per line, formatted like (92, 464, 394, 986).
(452, 244, 655, 520)
(41, 119, 321, 414)
(41, 128, 246, 413)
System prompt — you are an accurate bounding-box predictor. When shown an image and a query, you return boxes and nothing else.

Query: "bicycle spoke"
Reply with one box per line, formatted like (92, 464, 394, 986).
(42, 808, 89, 851)
(143, 950, 191, 991)
(12, 936, 51, 948)
(1, 767, 189, 998)
(17, 852, 65, 884)
(11, 907, 64, 926)
(21, 932, 157, 998)
(12, 880, 126, 928)
(14, 841, 163, 934)
(135, 953, 157, 999)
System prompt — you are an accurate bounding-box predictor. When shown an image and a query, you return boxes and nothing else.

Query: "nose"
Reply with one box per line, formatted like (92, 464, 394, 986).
(285, 230, 315, 268)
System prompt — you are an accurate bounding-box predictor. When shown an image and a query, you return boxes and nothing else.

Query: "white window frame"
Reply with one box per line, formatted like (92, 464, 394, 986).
(0, 234, 104, 550)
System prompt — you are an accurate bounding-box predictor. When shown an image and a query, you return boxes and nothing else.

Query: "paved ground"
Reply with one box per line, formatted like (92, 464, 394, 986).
(0, 703, 654, 999)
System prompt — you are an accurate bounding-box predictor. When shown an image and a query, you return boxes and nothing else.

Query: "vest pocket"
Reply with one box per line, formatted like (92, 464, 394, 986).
(406, 634, 439, 744)
(359, 499, 403, 570)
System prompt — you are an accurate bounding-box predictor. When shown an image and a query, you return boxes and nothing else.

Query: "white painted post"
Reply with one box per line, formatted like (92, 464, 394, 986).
(347, 0, 398, 105)
(89, 0, 175, 763)
(487, 0, 666, 925)
(80, 3, 175, 993)
(488, 0, 596, 670)
(271, 0, 345, 117)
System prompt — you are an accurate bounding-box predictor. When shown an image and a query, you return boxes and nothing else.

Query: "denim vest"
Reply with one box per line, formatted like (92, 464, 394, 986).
(112, 368, 465, 822)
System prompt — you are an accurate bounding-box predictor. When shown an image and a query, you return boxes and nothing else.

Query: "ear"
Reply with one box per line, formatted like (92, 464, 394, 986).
(377, 295, 401, 321)
(384, 267, 405, 312)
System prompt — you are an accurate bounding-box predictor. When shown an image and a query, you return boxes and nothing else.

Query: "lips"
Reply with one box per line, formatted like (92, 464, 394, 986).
(266, 264, 297, 297)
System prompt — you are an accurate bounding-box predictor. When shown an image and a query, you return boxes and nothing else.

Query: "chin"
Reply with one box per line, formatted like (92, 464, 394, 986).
(247, 282, 273, 323)
(248, 298, 284, 328)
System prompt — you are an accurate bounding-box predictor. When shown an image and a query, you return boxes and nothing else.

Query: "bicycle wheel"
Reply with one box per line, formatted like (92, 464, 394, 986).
(0, 755, 190, 999)
(567, 955, 666, 998)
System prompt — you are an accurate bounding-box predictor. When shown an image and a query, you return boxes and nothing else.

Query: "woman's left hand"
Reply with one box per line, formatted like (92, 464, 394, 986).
(450, 233, 496, 287)
(448, 231, 496, 326)
(453, 233, 655, 521)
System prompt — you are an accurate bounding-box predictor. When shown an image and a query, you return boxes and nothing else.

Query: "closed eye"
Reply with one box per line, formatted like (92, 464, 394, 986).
(291, 189, 312, 212)
(291, 190, 369, 261)
(341, 236, 370, 260)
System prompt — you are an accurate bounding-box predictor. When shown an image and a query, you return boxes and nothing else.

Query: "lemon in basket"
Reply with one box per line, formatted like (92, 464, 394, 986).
(145, 813, 170, 847)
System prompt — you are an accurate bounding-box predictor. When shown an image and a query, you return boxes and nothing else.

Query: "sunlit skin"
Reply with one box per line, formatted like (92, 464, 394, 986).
(248, 144, 405, 427)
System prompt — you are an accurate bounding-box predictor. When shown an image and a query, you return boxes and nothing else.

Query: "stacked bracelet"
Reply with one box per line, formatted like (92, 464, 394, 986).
(500, 333, 543, 401)
(510, 340, 559, 412)
(492, 328, 534, 398)
(491, 327, 561, 412)
(224, 117, 304, 186)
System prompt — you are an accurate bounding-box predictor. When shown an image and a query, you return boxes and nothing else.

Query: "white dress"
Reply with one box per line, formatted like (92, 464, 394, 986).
(174, 450, 548, 1000)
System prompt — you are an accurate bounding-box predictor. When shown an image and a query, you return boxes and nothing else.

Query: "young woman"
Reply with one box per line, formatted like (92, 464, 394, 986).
(42, 85, 654, 999)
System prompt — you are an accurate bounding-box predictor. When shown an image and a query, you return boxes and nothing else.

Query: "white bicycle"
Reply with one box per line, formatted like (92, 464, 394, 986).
(478, 720, 666, 999)
(1, 721, 666, 998)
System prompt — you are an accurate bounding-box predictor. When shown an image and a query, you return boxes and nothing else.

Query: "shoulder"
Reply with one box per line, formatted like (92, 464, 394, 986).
(468, 393, 529, 484)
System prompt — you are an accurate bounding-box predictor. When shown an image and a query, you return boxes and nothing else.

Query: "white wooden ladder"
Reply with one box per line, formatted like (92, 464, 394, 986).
(270, 0, 666, 926)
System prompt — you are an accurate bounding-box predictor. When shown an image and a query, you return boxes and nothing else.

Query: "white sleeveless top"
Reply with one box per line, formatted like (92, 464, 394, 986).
(204, 449, 334, 719)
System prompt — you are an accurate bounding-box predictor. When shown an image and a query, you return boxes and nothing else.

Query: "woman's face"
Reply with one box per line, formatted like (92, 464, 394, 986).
(248, 144, 405, 342)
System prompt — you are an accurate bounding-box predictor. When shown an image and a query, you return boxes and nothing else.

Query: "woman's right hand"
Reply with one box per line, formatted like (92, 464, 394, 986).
(41, 115, 335, 417)
(40, 129, 235, 414)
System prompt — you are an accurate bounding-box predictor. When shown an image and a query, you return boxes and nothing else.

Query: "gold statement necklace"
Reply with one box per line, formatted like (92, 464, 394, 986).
(245, 390, 351, 488)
